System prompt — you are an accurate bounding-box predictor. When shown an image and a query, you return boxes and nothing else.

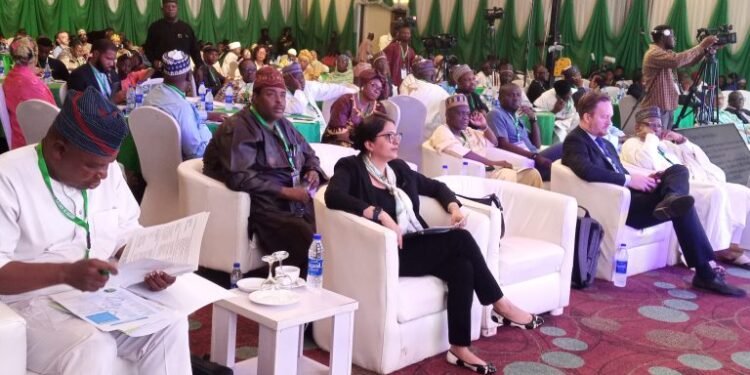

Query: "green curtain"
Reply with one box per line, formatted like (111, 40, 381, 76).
(267, 0, 286, 47)
(321, 0, 339, 56)
(613, 0, 649, 77)
(193, 0, 218, 44)
(408, 0, 424, 55)
(665, 0, 692, 52)
(245, 0, 264, 46)
(494, 0, 527, 69)
(339, 0, 357, 55)
(218, 0, 244, 45)
(525, 0, 546, 70)
(304, 0, 325, 54)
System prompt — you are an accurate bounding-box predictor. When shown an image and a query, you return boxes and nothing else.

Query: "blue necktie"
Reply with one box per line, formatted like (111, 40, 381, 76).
(595, 137, 623, 174)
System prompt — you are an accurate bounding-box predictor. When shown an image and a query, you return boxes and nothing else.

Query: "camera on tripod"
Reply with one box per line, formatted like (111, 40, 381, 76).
(696, 24, 736, 46)
(421, 34, 457, 52)
(484, 7, 504, 24)
(394, 15, 417, 29)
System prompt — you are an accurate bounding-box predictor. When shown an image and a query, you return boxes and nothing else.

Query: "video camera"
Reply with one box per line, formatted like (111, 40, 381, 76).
(421, 34, 457, 52)
(394, 15, 417, 29)
(697, 24, 736, 46)
(485, 7, 504, 24)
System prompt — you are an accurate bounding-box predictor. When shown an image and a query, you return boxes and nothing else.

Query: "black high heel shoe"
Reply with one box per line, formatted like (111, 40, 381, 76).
(446, 351, 497, 374)
(490, 310, 544, 330)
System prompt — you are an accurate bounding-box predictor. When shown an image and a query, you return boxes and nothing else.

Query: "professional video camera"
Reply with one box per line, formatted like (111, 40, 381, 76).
(421, 34, 457, 52)
(394, 15, 417, 29)
(696, 24, 736, 46)
(485, 7, 504, 24)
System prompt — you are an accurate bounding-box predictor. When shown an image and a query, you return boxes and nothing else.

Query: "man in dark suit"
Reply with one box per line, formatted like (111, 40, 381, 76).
(36, 37, 69, 82)
(68, 39, 124, 104)
(562, 91, 745, 297)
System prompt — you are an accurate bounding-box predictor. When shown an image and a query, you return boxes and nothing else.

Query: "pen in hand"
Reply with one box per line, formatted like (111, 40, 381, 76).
(83, 232, 110, 276)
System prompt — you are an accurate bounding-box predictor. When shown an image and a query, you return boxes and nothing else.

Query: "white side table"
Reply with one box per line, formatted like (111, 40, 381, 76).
(210, 288, 358, 374)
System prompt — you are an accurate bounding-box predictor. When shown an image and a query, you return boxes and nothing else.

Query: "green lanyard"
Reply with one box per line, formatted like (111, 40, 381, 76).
(249, 106, 296, 170)
(164, 83, 186, 98)
(400, 45, 409, 69)
(657, 147, 675, 165)
(36, 144, 91, 257)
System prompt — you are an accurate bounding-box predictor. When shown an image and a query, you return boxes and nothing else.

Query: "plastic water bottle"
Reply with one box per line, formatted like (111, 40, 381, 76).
(613, 243, 628, 287)
(460, 161, 469, 176)
(198, 81, 207, 109)
(307, 234, 324, 290)
(230, 262, 242, 289)
(224, 85, 234, 109)
(126, 86, 136, 113)
(134, 84, 144, 107)
(442, 164, 449, 176)
(43, 61, 52, 83)
(205, 90, 214, 112)
(0, 60, 4, 79)
(616, 84, 625, 104)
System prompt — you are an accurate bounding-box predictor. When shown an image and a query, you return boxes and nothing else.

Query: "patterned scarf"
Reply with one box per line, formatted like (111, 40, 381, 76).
(363, 156, 424, 234)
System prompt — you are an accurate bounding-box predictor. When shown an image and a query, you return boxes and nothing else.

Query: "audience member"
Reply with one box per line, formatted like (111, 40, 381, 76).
(195, 45, 226, 95)
(497, 62, 531, 107)
(321, 54, 353, 84)
(357, 32, 374, 63)
(563, 65, 587, 105)
(221, 41, 242, 81)
(203, 67, 326, 276)
(251, 44, 270, 69)
(216, 59, 256, 105)
(36, 36, 70, 82)
(726, 91, 750, 124)
(382, 24, 415, 87)
(51, 31, 69, 58)
(68, 39, 124, 103)
(526, 64, 550, 104)
(400, 59, 449, 139)
(282, 62, 356, 128)
(452, 64, 489, 116)
(117, 54, 154, 93)
(58, 38, 88, 71)
(4, 36, 57, 149)
(430, 94, 542, 187)
(533, 80, 579, 142)
(562, 92, 745, 297)
(476, 61, 500, 90)
(323, 68, 385, 147)
(372, 52, 394, 98)
(627, 71, 645, 100)
(621, 106, 750, 269)
(325, 112, 542, 374)
(277, 48, 297, 69)
(378, 22, 397, 51)
(76, 29, 91, 56)
(488, 84, 563, 181)
(144, 0, 203, 70)
(276, 27, 296, 56)
(0, 87, 191, 374)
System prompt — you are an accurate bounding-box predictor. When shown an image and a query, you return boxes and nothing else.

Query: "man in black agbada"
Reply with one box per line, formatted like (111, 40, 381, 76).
(144, 0, 202, 71)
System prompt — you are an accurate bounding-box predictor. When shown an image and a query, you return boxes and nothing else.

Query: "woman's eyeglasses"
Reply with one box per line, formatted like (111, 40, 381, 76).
(376, 132, 403, 143)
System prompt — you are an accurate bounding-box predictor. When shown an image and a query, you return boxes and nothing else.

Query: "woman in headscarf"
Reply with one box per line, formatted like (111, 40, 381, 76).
(322, 69, 386, 147)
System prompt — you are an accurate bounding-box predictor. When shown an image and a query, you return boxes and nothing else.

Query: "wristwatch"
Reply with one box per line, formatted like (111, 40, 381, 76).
(371, 207, 383, 223)
(530, 153, 539, 160)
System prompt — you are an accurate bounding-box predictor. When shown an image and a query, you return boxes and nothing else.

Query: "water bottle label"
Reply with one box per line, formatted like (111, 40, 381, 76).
(206, 101, 214, 111)
(308, 258, 323, 276)
(615, 260, 627, 274)
(135, 94, 143, 104)
(225, 95, 233, 105)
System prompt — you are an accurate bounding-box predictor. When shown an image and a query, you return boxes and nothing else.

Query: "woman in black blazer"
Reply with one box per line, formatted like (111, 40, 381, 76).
(325, 113, 543, 374)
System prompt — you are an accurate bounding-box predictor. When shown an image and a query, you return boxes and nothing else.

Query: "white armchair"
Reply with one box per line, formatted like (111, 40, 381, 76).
(0, 302, 135, 374)
(551, 161, 677, 281)
(309, 143, 359, 177)
(177, 159, 263, 274)
(421, 141, 534, 178)
(311, 186, 491, 374)
(436, 175, 577, 336)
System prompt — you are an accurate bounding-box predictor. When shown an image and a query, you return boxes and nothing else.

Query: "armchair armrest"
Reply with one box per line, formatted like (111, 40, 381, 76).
(421, 141, 484, 177)
(0, 302, 27, 375)
(485, 147, 535, 169)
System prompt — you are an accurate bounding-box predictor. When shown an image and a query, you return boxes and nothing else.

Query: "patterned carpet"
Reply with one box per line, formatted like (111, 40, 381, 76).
(188, 265, 750, 374)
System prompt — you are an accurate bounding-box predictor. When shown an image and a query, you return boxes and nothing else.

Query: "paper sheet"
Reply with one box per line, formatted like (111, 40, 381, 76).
(120, 212, 209, 268)
(127, 273, 234, 316)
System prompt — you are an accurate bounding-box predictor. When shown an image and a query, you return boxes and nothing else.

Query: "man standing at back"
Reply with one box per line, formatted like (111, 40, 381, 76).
(382, 23, 415, 88)
(144, 0, 203, 71)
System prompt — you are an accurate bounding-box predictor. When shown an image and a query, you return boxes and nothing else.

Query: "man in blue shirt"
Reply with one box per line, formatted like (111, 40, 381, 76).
(487, 84, 562, 181)
(143, 50, 225, 159)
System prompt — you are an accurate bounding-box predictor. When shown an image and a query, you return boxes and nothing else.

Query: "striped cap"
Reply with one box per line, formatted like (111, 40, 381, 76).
(162, 50, 191, 76)
(52, 87, 128, 157)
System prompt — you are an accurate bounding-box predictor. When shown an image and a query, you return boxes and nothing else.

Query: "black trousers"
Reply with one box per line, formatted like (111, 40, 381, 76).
(626, 164, 714, 269)
(536, 143, 564, 181)
(399, 229, 503, 346)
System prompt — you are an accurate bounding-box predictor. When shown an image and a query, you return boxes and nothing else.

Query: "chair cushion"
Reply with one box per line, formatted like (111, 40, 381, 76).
(497, 237, 565, 286)
(621, 223, 671, 248)
(397, 276, 446, 323)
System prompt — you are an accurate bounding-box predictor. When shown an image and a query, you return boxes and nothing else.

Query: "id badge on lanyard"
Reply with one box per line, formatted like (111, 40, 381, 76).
(401, 68, 408, 80)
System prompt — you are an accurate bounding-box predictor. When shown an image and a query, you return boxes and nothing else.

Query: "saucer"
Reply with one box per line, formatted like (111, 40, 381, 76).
(248, 289, 300, 306)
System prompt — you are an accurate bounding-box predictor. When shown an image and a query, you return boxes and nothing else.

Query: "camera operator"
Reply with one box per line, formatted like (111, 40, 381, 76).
(383, 23, 416, 88)
(642, 24, 718, 129)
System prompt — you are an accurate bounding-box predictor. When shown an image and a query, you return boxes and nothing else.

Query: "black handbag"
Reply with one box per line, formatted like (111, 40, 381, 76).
(456, 193, 505, 238)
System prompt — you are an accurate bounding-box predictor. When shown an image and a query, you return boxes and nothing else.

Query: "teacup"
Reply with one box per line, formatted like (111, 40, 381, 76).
(275, 265, 301, 286)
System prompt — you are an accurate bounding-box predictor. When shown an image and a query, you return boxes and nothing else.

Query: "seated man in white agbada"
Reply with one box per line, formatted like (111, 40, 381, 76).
(429, 94, 543, 187)
(533, 79, 580, 143)
(621, 106, 750, 270)
(398, 59, 450, 140)
(0, 87, 190, 374)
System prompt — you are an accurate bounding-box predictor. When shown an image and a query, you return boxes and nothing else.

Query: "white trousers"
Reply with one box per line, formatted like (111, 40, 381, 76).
(11, 296, 191, 375)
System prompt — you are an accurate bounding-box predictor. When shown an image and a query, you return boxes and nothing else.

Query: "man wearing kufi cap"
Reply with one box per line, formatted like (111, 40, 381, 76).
(221, 41, 242, 81)
(452, 64, 490, 116)
(621, 106, 750, 270)
(0, 87, 192, 373)
(429, 94, 543, 187)
(277, 48, 298, 69)
(144, 50, 225, 160)
(203, 67, 327, 277)
(76, 28, 91, 56)
(144, 0, 203, 71)
(398, 58, 450, 139)
(282, 62, 357, 133)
